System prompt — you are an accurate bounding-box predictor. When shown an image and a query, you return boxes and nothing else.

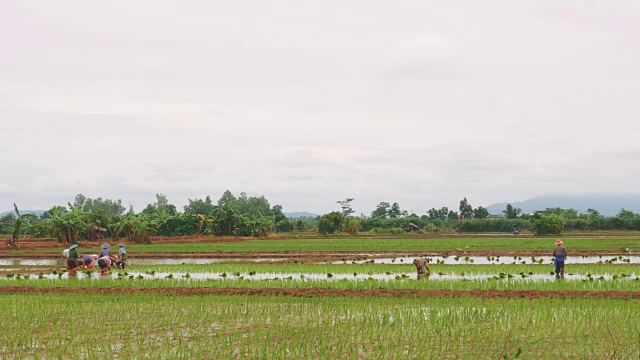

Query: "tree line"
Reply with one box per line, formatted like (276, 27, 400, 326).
(3, 194, 640, 242)
(1, 191, 308, 244)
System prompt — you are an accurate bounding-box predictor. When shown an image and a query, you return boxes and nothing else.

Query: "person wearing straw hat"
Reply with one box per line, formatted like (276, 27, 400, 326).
(116, 243, 127, 269)
(81, 254, 99, 270)
(99, 243, 112, 258)
(67, 244, 79, 271)
(553, 239, 567, 279)
(413, 257, 430, 280)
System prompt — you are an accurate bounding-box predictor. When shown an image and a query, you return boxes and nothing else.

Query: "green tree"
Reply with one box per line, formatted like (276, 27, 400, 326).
(341, 216, 362, 234)
(586, 208, 600, 217)
(530, 213, 566, 235)
(114, 214, 156, 243)
(371, 202, 390, 219)
(318, 211, 343, 235)
(9, 204, 38, 247)
(217, 190, 237, 207)
(184, 196, 215, 215)
(459, 197, 473, 219)
(49, 204, 86, 244)
(388, 202, 402, 218)
(270, 204, 286, 223)
(215, 202, 238, 235)
(0, 213, 16, 235)
(235, 192, 271, 217)
(142, 193, 177, 216)
(428, 207, 449, 220)
(473, 206, 489, 219)
(78, 195, 126, 215)
(503, 204, 522, 219)
(275, 217, 293, 232)
(73, 193, 87, 209)
(336, 198, 355, 217)
(40, 206, 68, 220)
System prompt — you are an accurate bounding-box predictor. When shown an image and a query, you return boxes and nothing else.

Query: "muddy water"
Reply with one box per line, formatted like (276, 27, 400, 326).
(332, 255, 640, 265)
(4, 271, 639, 282)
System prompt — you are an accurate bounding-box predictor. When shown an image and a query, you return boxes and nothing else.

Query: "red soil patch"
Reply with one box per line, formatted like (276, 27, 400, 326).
(0, 287, 638, 299)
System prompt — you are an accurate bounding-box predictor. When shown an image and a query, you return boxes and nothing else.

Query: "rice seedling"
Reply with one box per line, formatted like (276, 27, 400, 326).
(0, 293, 638, 359)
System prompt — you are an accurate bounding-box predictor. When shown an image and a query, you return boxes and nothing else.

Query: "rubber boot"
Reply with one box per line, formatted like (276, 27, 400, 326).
(560, 273, 564, 279)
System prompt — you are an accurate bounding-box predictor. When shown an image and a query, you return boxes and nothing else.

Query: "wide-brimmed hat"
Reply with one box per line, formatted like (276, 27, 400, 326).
(556, 239, 563, 245)
(70, 244, 78, 249)
(101, 243, 110, 249)
(118, 243, 125, 247)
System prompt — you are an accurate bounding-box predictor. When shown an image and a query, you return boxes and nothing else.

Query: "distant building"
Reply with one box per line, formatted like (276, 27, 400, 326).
(486, 214, 503, 219)
(403, 223, 422, 232)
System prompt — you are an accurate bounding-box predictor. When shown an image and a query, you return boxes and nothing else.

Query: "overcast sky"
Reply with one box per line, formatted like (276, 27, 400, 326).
(1, 1, 639, 215)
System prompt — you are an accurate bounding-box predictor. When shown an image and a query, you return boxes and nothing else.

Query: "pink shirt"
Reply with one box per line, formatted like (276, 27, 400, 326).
(99, 256, 112, 267)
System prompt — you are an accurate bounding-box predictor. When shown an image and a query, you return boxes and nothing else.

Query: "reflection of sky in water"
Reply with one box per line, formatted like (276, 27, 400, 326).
(331, 256, 640, 265)
(2, 271, 638, 282)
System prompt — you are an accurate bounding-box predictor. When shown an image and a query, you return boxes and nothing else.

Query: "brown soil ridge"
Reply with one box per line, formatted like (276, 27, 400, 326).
(0, 287, 639, 299)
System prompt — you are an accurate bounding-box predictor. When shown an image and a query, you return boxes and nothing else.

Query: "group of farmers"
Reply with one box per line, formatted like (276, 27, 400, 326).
(412, 239, 568, 280)
(64, 243, 128, 274)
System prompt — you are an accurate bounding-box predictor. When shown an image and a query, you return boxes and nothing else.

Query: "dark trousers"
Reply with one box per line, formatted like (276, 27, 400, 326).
(555, 261, 565, 276)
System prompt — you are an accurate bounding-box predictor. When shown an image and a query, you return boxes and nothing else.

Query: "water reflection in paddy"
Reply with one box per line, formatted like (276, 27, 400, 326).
(332, 255, 640, 265)
(5, 271, 639, 282)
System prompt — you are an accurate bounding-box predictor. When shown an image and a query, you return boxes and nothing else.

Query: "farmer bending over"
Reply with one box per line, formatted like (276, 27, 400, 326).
(413, 257, 430, 280)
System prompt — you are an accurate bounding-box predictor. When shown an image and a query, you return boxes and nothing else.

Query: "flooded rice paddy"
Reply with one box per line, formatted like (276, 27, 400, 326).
(3, 271, 639, 282)
(1, 255, 638, 267)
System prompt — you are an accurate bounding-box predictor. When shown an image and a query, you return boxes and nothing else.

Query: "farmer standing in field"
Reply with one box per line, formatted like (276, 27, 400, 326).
(100, 243, 112, 258)
(413, 257, 430, 280)
(553, 239, 567, 279)
(116, 243, 127, 269)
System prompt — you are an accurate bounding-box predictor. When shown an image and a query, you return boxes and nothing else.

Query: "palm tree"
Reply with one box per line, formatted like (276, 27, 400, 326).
(9, 204, 37, 247)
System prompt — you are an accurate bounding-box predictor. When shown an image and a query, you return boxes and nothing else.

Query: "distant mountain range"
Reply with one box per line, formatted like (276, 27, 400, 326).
(486, 194, 640, 216)
(284, 212, 318, 219)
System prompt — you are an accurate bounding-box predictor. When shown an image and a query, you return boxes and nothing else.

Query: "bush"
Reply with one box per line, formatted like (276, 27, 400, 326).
(530, 214, 566, 235)
(455, 219, 529, 233)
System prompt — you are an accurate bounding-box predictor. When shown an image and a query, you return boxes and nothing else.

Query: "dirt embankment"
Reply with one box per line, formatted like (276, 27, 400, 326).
(0, 286, 639, 299)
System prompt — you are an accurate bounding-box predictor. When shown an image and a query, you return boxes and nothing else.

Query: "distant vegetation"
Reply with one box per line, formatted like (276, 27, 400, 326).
(2, 194, 640, 242)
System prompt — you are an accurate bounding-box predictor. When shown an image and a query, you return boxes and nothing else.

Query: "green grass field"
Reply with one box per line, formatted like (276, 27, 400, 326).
(30, 236, 640, 254)
(0, 293, 637, 359)
(3, 234, 640, 358)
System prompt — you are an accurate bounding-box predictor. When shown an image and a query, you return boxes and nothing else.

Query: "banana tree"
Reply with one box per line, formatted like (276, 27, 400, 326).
(9, 204, 38, 247)
(215, 203, 238, 236)
(49, 204, 87, 244)
(196, 213, 216, 235)
(114, 214, 156, 243)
